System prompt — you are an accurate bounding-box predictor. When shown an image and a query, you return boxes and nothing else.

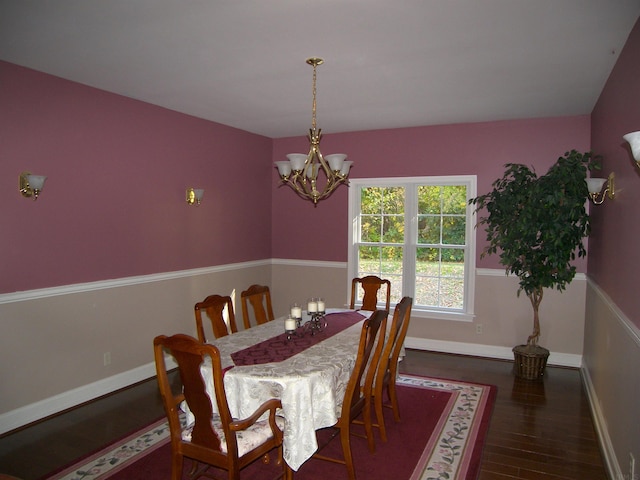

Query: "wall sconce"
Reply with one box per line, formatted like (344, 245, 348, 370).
(186, 188, 204, 206)
(623, 131, 640, 169)
(586, 172, 615, 205)
(19, 171, 47, 200)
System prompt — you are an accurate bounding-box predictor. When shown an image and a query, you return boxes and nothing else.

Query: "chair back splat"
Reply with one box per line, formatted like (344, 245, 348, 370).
(312, 309, 388, 479)
(372, 296, 413, 442)
(349, 276, 391, 312)
(240, 284, 275, 330)
(194, 295, 238, 343)
(153, 334, 291, 480)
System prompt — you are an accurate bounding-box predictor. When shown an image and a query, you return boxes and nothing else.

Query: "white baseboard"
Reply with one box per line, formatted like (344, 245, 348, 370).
(0, 358, 176, 436)
(581, 366, 619, 480)
(405, 336, 583, 368)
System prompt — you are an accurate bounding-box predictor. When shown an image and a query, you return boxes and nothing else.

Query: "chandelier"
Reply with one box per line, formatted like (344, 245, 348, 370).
(275, 58, 352, 205)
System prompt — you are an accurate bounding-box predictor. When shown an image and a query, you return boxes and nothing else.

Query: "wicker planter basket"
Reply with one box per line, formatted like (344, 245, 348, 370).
(512, 344, 550, 380)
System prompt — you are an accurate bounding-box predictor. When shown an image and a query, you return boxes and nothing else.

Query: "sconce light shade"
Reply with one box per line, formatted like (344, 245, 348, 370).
(19, 171, 47, 200)
(586, 172, 615, 205)
(586, 178, 607, 194)
(186, 188, 205, 206)
(623, 131, 640, 167)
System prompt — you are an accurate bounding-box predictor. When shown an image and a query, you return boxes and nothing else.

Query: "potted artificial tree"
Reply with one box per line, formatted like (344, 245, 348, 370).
(470, 150, 598, 380)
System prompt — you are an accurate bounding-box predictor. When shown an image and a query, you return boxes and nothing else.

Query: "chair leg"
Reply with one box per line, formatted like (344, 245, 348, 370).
(363, 395, 376, 452)
(373, 392, 388, 442)
(279, 445, 294, 480)
(284, 463, 294, 480)
(388, 377, 401, 422)
(171, 452, 183, 480)
(229, 463, 241, 480)
(340, 427, 356, 480)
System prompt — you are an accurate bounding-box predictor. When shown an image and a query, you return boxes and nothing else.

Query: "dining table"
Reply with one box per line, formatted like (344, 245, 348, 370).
(182, 308, 372, 471)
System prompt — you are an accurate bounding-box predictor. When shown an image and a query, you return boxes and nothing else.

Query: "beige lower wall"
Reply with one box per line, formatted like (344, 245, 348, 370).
(409, 270, 586, 359)
(0, 260, 588, 433)
(270, 259, 351, 316)
(0, 262, 271, 429)
(582, 280, 640, 479)
(272, 262, 587, 362)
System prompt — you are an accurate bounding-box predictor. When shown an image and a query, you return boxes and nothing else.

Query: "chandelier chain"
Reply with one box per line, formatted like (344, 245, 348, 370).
(311, 61, 317, 131)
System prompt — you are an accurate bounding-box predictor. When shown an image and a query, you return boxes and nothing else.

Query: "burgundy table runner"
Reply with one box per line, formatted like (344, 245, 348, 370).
(230, 311, 365, 366)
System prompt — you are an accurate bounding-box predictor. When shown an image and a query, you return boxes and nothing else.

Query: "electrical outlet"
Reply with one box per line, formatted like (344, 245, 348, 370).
(630, 452, 636, 480)
(103, 352, 111, 366)
(476, 323, 483, 335)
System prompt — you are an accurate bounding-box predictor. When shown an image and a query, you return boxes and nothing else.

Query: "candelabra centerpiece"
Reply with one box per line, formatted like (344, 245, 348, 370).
(284, 297, 327, 339)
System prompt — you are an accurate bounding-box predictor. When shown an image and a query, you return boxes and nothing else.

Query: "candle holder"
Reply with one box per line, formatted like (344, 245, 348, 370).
(290, 303, 303, 328)
(305, 311, 327, 336)
(284, 315, 298, 341)
(307, 298, 319, 315)
(316, 297, 326, 315)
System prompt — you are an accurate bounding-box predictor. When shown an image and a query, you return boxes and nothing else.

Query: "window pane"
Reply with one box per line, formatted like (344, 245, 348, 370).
(382, 187, 404, 214)
(388, 276, 403, 304)
(416, 247, 440, 275)
(417, 216, 441, 244)
(415, 276, 439, 306)
(358, 246, 381, 273)
(418, 186, 441, 214)
(441, 216, 465, 245)
(441, 185, 467, 214)
(440, 278, 464, 309)
(383, 215, 405, 243)
(380, 247, 403, 275)
(442, 248, 465, 268)
(361, 188, 382, 214)
(361, 215, 381, 242)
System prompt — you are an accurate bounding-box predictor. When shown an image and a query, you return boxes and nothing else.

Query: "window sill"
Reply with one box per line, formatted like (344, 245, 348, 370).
(410, 309, 475, 322)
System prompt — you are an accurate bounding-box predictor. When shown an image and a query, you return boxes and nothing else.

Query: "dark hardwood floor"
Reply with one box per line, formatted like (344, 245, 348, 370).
(0, 350, 608, 480)
(400, 350, 608, 480)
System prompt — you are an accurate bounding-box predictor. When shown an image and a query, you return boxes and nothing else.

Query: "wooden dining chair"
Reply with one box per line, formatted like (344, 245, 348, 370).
(240, 284, 275, 330)
(154, 333, 292, 480)
(194, 295, 238, 343)
(371, 296, 413, 442)
(312, 309, 388, 480)
(349, 275, 391, 311)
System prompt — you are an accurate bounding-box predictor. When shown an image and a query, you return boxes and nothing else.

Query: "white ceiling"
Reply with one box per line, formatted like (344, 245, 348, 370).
(1, 1, 639, 138)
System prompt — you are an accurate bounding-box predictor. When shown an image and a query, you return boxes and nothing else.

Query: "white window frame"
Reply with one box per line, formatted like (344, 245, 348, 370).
(348, 175, 476, 322)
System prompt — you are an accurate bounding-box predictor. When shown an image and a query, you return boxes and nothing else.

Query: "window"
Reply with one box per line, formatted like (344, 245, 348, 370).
(348, 176, 476, 321)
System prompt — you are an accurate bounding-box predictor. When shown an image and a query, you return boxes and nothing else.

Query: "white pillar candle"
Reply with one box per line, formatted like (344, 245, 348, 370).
(285, 318, 297, 331)
(317, 299, 325, 312)
(307, 300, 318, 313)
(291, 306, 302, 318)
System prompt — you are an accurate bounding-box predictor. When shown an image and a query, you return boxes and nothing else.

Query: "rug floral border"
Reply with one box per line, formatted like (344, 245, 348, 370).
(399, 375, 493, 480)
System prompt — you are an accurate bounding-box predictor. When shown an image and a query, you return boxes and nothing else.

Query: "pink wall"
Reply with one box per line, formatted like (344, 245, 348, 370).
(0, 61, 272, 293)
(590, 19, 640, 327)
(1, 59, 596, 294)
(272, 117, 591, 268)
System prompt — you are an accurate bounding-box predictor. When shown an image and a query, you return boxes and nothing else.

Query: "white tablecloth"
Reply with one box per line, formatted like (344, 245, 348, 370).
(183, 308, 370, 471)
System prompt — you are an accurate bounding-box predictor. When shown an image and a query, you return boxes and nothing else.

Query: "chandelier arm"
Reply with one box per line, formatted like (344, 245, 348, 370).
(315, 149, 334, 180)
(285, 173, 313, 199)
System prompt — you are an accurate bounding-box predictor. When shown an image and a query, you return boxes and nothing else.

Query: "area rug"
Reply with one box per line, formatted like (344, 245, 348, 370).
(44, 374, 495, 480)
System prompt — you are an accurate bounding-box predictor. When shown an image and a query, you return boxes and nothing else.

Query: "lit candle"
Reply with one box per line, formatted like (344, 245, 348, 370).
(285, 317, 297, 332)
(307, 300, 318, 313)
(291, 305, 302, 319)
(317, 299, 325, 313)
